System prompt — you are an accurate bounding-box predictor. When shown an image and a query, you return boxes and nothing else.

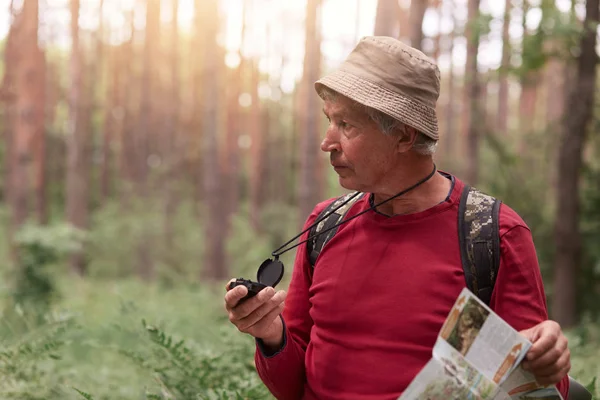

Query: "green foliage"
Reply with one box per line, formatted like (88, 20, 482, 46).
(566, 321, 600, 398)
(73, 388, 95, 400)
(87, 197, 204, 283)
(479, 131, 556, 279)
(509, 3, 582, 78)
(7, 222, 85, 321)
(0, 313, 79, 399)
(116, 319, 270, 399)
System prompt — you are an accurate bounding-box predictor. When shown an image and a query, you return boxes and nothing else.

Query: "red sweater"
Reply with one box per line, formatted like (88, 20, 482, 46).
(255, 176, 568, 399)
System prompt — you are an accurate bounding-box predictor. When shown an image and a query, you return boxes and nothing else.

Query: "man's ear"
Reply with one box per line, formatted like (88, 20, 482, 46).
(396, 125, 418, 153)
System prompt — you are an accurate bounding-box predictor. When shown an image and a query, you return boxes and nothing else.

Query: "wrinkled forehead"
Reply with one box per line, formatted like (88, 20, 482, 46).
(322, 93, 371, 121)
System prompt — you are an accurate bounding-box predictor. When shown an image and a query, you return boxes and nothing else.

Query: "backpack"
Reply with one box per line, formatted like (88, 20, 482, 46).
(306, 184, 501, 306)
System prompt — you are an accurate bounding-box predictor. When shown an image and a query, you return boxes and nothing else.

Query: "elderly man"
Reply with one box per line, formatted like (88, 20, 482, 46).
(224, 36, 571, 399)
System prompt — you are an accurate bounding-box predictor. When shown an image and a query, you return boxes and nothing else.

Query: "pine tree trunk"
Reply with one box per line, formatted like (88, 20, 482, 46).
(497, 0, 511, 134)
(201, 0, 227, 281)
(135, 0, 161, 280)
(249, 59, 264, 231)
(298, 0, 323, 223)
(409, 0, 429, 50)
(119, 11, 135, 200)
(432, 0, 442, 61)
(33, 48, 47, 225)
(374, 0, 399, 37)
(163, 0, 181, 270)
(518, 0, 537, 139)
(66, 0, 93, 275)
(551, 0, 598, 328)
(2, 3, 18, 251)
(443, 0, 456, 159)
(11, 0, 43, 235)
(463, 0, 481, 186)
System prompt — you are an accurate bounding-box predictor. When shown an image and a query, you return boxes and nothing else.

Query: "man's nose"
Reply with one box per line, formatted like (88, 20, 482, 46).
(320, 127, 340, 153)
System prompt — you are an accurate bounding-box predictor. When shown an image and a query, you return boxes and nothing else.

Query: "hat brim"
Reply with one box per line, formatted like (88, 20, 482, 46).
(315, 69, 439, 141)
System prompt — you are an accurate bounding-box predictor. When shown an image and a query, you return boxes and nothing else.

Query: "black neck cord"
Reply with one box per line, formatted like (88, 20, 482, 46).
(271, 164, 438, 258)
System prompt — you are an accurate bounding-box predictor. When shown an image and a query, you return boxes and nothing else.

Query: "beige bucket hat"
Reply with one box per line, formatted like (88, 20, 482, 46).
(315, 36, 441, 140)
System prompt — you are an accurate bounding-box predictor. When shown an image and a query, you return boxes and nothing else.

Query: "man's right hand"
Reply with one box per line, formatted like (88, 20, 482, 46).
(224, 280, 287, 350)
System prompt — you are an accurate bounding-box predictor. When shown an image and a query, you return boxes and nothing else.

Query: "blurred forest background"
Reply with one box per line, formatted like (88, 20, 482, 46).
(0, 0, 599, 398)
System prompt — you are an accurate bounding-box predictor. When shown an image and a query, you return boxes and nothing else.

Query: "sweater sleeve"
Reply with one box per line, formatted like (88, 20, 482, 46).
(254, 202, 327, 400)
(490, 207, 569, 399)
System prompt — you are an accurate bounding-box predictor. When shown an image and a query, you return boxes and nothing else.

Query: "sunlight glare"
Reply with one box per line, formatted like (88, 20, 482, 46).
(225, 52, 242, 69)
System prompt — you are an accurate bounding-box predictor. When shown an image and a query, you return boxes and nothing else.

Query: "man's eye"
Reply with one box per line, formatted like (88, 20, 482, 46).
(338, 121, 348, 129)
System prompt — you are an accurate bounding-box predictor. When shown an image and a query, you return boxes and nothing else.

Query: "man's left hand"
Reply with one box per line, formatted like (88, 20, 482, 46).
(520, 320, 571, 386)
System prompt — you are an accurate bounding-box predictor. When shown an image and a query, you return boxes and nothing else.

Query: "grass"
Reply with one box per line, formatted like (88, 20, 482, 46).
(0, 276, 596, 399)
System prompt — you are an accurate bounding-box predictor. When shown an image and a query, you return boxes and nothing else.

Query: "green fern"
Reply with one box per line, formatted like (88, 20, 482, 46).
(72, 387, 96, 400)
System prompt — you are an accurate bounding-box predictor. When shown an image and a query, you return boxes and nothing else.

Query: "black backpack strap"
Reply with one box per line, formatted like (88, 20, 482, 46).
(458, 185, 502, 306)
(307, 192, 364, 267)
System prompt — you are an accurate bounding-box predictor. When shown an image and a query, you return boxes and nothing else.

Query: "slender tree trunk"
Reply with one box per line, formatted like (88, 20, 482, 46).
(66, 0, 93, 275)
(444, 0, 456, 159)
(135, 0, 161, 280)
(542, 1, 566, 128)
(299, 0, 323, 223)
(164, 0, 181, 270)
(432, 0, 443, 61)
(463, 0, 481, 185)
(374, 0, 399, 37)
(201, 0, 227, 281)
(33, 48, 47, 225)
(518, 0, 537, 137)
(119, 10, 135, 201)
(11, 0, 43, 235)
(103, 45, 121, 203)
(190, 0, 204, 217)
(224, 56, 242, 223)
(409, 0, 429, 50)
(497, 0, 511, 134)
(2, 2, 18, 250)
(551, 0, 598, 328)
(249, 58, 264, 231)
(398, 1, 411, 44)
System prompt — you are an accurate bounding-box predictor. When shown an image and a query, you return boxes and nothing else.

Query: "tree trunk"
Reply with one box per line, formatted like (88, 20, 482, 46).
(497, 0, 511, 134)
(463, 0, 481, 186)
(443, 0, 456, 159)
(10, 0, 43, 236)
(163, 0, 181, 270)
(432, 0, 443, 61)
(298, 0, 323, 224)
(135, 0, 161, 280)
(551, 0, 598, 328)
(249, 58, 264, 231)
(33, 48, 47, 225)
(2, 2, 18, 250)
(374, 0, 399, 37)
(409, 0, 429, 50)
(201, 0, 227, 281)
(66, 0, 92, 275)
(119, 10, 135, 201)
(518, 0, 537, 138)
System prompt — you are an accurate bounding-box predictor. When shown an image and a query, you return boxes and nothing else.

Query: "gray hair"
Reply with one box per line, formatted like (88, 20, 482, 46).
(318, 87, 438, 156)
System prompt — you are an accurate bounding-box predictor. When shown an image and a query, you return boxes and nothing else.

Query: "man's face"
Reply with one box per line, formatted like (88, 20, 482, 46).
(320, 95, 400, 193)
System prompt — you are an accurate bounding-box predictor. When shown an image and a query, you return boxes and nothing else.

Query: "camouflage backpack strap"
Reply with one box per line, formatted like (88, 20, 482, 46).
(307, 192, 365, 267)
(458, 185, 502, 306)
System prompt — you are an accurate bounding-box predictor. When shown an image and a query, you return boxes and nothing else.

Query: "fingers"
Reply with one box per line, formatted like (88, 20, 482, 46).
(528, 349, 571, 386)
(236, 290, 286, 332)
(224, 282, 249, 310)
(241, 301, 286, 335)
(225, 282, 287, 336)
(524, 334, 568, 369)
(520, 320, 571, 386)
(522, 321, 560, 361)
